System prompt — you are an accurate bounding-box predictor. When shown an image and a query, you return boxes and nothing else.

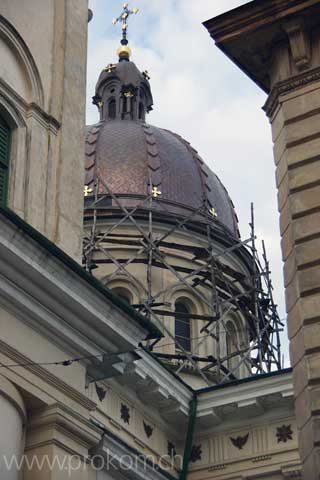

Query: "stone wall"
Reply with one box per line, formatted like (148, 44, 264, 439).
(0, 0, 88, 261)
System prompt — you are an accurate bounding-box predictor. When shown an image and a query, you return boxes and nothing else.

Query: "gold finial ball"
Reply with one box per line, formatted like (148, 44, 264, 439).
(117, 44, 132, 60)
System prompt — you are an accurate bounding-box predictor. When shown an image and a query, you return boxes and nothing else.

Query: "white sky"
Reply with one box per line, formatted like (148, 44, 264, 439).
(86, 0, 290, 366)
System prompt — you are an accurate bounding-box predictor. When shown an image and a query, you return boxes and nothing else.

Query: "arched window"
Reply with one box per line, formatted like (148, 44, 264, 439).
(226, 321, 238, 372)
(139, 102, 144, 120)
(108, 99, 116, 119)
(175, 300, 191, 351)
(0, 115, 11, 206)
(112, 287, 133, 305)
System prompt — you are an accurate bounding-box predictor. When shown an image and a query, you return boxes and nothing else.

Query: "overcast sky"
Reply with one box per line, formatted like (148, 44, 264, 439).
(86, 0, 290, 365)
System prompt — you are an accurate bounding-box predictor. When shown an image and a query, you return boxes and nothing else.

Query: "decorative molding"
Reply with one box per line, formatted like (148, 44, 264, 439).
(282, 463, 302, 478)
(252, 455, 272, 463)
(283, 18, 310, 71)
(0, 340, 96, 411)
(26, 403, 101, 450)
(230, 432, 249, 450)
(197, 370, 294, 430)
(120, 403, 130, 424)
(190, 444, 202, 463)
(0, 78, 60, 133)
(143, 421, 153, 438)
(90, 427, 176, 480)
(276, 424, 293, 443)
(208, 464, 226, 471)
(264, 66, 320, 117)
(0, 15, 44, 107)
(95, 383, 107, 402)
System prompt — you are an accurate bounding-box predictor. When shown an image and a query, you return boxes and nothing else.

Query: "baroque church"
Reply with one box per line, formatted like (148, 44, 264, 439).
(0, 0, 319, 479)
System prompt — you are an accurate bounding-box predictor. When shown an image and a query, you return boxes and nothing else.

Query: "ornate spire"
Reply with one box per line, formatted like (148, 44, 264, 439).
(112, 3, 139, 61)
(92, 3, 153, 121)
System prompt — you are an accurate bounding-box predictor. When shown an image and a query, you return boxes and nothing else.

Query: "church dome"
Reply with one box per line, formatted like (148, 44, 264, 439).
(85, 52, 240, 238)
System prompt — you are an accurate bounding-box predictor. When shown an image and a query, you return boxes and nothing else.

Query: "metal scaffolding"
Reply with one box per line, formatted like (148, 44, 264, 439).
(83, 175, 283, 386)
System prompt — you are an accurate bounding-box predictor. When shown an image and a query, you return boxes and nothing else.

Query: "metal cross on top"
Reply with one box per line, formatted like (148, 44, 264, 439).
(112, 3, 139, 42)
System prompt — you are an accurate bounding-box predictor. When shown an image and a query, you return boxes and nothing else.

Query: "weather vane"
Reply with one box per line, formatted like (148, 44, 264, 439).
(112, 3, 139, 45)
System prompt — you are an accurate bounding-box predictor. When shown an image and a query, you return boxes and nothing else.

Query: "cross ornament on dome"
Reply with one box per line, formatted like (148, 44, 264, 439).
(112, 3, 139, 43)
(209, 207, 218, 218)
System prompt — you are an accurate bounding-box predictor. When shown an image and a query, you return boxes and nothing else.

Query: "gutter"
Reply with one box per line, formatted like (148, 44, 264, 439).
(180, 395, 198, 480)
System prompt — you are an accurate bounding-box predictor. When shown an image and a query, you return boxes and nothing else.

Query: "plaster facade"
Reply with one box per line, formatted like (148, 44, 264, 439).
(0, 0, 88, 261)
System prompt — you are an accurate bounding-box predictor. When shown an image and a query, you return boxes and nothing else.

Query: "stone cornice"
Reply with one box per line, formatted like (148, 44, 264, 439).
(204, 0, 320, 43)
(90, 424, 177, 480)
(196, 370, 294, 431)
(0, 77, 60, 133)
(264, 66, 320, 117)
(0, 340, 96, 411)
(26, 403, 101, 449)
(0, 210, 154, 354)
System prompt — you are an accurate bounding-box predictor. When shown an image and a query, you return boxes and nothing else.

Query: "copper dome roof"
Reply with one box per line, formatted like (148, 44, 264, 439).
(84, 57, 240, 237)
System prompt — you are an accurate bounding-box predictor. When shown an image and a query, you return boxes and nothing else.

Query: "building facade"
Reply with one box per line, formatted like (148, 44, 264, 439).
(0, 1, 311, 479)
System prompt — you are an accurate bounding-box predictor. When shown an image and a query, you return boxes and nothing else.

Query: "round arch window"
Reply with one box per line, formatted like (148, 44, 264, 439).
(111, 287, 133, 305)
(175, 298, 192, 352)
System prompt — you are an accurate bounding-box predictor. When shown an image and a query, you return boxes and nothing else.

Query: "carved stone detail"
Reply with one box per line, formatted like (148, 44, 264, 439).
(230, 433, 249, 450)
(283, 18, 310, 71)
(120, 403, 130, 424)
(95, 383, 107, 402)
(143, 421, 153, 438)
(264, 66, 320, 117)
(190, 444, 202, 463)
(276, 425, 293, 443)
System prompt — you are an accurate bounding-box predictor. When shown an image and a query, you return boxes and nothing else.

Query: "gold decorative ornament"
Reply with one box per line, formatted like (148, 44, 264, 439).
(210, 207, 218, 218)
(97, 101, 103, 108)
(123, 91, 134, 98)
(152, 186, 162, 198)
(105, 63, 117, 73)
(117, 44, 132, 59)
(84, 186, 93, 197)
(112, 3, 140, 58)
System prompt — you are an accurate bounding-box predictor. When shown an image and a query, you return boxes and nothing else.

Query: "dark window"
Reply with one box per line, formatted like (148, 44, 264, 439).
(0, 116, 11, 206)
(139, 102, 144, 120)
(111, 287, 132, 305)
(175, 301, 191, 351)
(123, 97, 128, 114)
(108, 99, 116, 119)
(226, 321, 238, 372)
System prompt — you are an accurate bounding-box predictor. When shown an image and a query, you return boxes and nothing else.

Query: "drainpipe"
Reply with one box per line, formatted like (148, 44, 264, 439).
(179, 395, 198, 480)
